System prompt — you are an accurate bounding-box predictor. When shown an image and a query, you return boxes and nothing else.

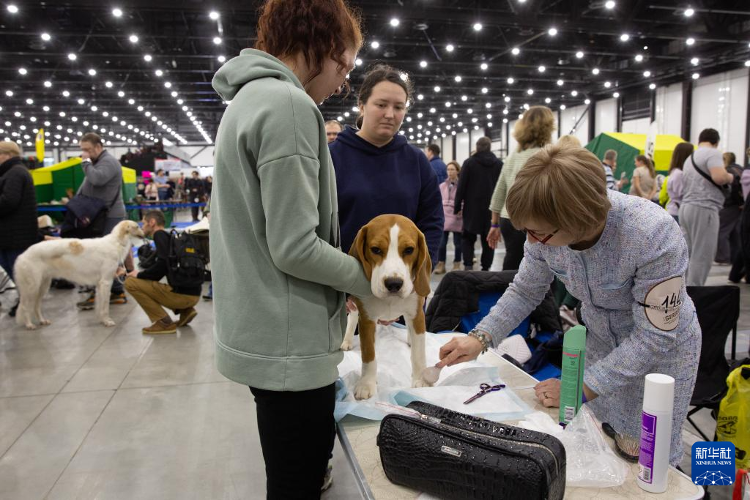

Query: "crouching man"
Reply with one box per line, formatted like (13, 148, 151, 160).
(124, 210, 200, 334)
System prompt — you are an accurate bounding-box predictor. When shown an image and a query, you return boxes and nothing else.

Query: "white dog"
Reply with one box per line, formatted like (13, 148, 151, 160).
(14, 220, 145, 329)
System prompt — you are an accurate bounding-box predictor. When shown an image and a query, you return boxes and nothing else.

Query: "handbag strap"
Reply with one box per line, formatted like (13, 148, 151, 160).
(690, 153, 725, 193)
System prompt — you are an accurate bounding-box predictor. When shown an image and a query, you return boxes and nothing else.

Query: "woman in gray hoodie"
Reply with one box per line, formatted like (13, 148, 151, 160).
(211, 0, 370, 497)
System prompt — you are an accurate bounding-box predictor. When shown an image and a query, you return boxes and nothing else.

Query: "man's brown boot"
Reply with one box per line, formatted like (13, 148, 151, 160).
(142, 318, 177, 335)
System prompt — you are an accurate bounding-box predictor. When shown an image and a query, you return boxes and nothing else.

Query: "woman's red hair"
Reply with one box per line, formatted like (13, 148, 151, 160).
(255, 0, 363, 85)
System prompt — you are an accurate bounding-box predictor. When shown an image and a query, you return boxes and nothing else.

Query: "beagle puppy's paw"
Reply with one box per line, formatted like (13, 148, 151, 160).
(39, 318, 51, 326)
(411, 377, 433, 388)
(25, 323, 37, 330)
(354, 380, 378, 400)
(340, 338, 354, 351)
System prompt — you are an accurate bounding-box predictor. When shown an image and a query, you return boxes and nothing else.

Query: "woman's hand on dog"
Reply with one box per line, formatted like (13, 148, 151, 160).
(436, 336, 484, 368)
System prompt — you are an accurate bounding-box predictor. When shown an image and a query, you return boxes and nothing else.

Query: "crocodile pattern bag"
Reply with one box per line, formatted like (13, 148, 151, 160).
(377, 401, 566, 500)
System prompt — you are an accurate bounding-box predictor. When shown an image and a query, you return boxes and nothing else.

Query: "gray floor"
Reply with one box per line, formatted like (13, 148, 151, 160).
(0, 232, 747, 499)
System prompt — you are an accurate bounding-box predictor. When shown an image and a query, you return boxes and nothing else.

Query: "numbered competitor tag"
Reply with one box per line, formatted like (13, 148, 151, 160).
(641, 277, 682, 331)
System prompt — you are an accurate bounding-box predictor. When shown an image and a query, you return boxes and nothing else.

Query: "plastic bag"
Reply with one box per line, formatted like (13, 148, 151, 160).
(717, 364, 750, 469)
(554, 406, 629, 487)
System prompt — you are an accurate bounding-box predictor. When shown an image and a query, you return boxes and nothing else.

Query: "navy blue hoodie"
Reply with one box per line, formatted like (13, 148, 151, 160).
(329, 127, 444, 265)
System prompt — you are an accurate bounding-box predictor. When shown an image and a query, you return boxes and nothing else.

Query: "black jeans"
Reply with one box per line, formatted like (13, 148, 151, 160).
(500, 218, 526, 271)
(438, 231, 462, 263)
(250, 383, 336, 500)
(462, 229, 493, 270)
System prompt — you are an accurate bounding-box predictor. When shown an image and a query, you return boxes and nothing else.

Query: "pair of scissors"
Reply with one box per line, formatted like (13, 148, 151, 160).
(463, 383, 506, 404)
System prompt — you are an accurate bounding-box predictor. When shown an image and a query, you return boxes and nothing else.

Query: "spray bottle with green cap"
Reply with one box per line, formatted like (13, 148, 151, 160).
(559, 325, 587, 426)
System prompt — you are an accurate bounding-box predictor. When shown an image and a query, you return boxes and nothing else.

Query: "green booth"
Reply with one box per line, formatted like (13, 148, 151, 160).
(585, 133, 690, 191)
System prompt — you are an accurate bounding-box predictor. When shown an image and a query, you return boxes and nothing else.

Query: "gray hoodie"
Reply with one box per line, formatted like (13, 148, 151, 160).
(78, 150, 126, 219)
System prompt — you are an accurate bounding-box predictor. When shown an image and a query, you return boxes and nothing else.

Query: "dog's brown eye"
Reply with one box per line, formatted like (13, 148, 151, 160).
(370, 247, 382, 255)
(403, 247, 414, 255)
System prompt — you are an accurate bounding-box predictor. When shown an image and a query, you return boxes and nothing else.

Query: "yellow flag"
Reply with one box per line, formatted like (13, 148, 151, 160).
(35, 128, 45, 161)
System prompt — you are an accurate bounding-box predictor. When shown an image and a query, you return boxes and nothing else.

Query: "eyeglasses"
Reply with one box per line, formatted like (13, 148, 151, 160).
(526, 228, 559, 245)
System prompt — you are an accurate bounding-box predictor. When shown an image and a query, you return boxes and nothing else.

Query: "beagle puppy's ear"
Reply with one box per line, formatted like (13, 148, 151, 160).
(413, 230, 432, 297)
(349, 224, 373, 281)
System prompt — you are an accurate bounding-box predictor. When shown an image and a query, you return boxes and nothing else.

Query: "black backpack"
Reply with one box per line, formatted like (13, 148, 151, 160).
(167, 230, 206, 289)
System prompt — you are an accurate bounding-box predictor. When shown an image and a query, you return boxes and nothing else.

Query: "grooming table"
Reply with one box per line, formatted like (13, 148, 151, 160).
(336, 333, 704, 500)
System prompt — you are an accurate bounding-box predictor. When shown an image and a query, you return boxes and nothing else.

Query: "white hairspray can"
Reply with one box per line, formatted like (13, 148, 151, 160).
(637, 373, 675, 493)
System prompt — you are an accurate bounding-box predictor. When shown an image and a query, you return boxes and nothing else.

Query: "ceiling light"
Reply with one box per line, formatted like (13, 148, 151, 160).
(548, 28, 558, 36)
(686, 38, 695, 46)
(604, 81, 612, 88)
(63, 90, 70, 97)
(390, 18, 400, 27)
(129, 34, 138, 43)
(746, 61, 750, 67)
(635, 54, 644, 62)
(527, 88, 534, 95)
(434, 86, 441, 92)
(511, 47, 520, 55)
(585, 99, 591, 104)
(473, 23, 482, 31)
(481, 87, 488, 94)
(104, 81, 113, 88)
(155, 69, 163, 77)
(213, 37, 222, 45)
(545, 97, 551, 104)
(7, 4, 18, 13)
(557, 79, 564, 86)
(605, 1, 615, 9)
(25, 98, 33, 105)
(446, 44, 455, 52)
(419, 60, 427, 68)
(454, 75, 462, 82)
(560, 104, 567, 110)
(43, 80, 52, 87)
(613, 92, 620, 98)
(692, 72, 700, 80)
(371, 40, 380, 49)
(18, 67, 27, 75)
(538, 65, 546, 73)
(684, 7, 694, 17)
(209, 11, 220, 20)
(691, 57, 699, 65)
(571, 90, 578, 96)
(417, 94, 424, 100)
(41, 33, 51, 41)
(592, 68, 600, 75)
(620, 34, 630, 42)
(164, 82, 172, 88)
(461, 95, 468, 101)
(507, 77, 515, 84)
(356, 58, 363, 66)
(649, 83, 657, 90)
(480, 62, 488, 70)
(643, 70, 651, 77)
(218, 55, 226, 63)
(576, 51, 584, 59)
(88, 68, 96, 76)
(129, 98, 135, 104)
(445, 102, 451, 107)
(112, 7, 123, 17)
(77, 98, 85, 104)
(143, 54, 153, 62)
(4, 90, 13, 97)
(68, 53, 77, 61)
(117, 90, 125, 97)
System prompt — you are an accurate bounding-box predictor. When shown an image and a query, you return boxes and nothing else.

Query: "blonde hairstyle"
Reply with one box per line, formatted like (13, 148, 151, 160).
(723, 152, 736, 167)
(513, 106, 556, 152)
(446, 160, 461, 173)
(0, 141, 21, 156)
(635, 154, 656, 178)
(557, 135, 581, 148)
(506, 144, 611, 242)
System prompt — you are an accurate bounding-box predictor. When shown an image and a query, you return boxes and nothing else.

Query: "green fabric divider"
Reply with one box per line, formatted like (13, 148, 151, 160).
(585, 133, 640, 193)
(34, 183, 53, 203)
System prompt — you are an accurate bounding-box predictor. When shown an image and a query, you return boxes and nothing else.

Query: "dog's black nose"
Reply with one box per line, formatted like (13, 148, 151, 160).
(384, 278, 403, 293)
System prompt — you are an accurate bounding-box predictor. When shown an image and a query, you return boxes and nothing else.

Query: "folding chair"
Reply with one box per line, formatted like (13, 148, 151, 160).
(684, 285, 740, 441)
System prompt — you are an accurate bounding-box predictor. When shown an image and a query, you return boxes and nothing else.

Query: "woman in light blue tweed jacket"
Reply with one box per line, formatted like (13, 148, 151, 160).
(438, 144, 700, 466)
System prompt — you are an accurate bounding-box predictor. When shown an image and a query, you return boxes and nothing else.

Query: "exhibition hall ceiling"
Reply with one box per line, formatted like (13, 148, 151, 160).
(1, 0, 749, 147)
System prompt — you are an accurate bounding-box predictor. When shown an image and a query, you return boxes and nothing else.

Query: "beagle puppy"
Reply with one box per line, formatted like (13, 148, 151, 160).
(342, 214, 433, 400)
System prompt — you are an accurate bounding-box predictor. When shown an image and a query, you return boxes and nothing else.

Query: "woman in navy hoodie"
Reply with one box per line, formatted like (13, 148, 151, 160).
(329, 65, 444, 266)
